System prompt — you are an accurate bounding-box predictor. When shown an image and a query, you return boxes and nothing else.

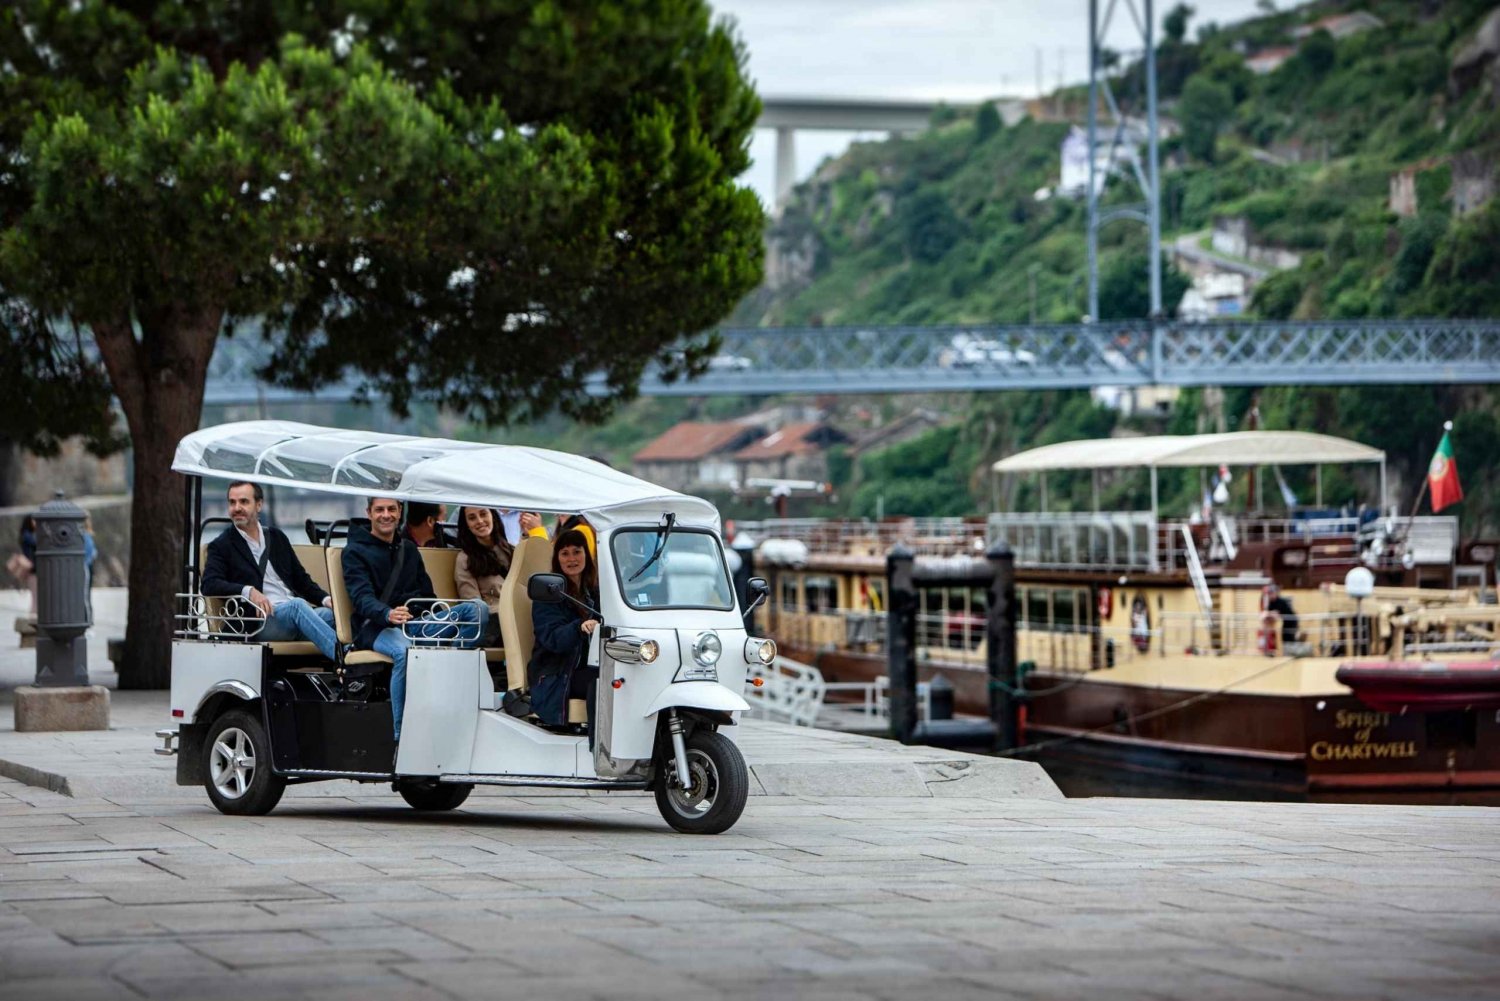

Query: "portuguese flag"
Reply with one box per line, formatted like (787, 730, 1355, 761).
(1428, 426, 1463, 513)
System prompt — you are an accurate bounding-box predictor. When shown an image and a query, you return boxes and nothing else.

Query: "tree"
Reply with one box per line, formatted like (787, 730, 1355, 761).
(1164, 4, 1195, 44)
(974, 102, 1002, 144)
(899, 190, 965, 265)
(1178, 75, 1234, 162)
(0, 2, 764, 688)
(1097, 252, 1191, 320)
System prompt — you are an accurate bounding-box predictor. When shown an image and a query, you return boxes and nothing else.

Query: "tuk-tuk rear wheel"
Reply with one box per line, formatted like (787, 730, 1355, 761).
(654, 729, 748, 835)
(203, 709, 285, 816)
(398, 780, 473, 812)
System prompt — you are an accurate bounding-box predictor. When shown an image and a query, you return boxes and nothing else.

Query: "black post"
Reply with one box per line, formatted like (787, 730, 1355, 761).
(986, 540, 1020, 752)
(886, 544, 918, 744)
(731, 534, 756, 631)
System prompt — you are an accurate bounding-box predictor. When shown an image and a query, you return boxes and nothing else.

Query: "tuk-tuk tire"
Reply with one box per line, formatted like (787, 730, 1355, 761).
(398, 780, 474, 812)
(203, 709, 286, 816)
(654, 729, 748, 835)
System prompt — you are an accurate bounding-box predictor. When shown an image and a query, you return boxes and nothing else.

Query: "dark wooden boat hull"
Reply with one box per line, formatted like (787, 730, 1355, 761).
(782, 642, 1500, 801)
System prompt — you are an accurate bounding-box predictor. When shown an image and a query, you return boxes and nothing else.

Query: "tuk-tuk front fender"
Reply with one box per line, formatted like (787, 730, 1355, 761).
(644, 682, 750, 718)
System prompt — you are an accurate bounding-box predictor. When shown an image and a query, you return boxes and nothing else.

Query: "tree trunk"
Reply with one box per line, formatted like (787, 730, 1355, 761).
(93, 313, 219, 690)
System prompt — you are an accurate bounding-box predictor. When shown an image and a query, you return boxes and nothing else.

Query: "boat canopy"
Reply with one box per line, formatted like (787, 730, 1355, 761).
(991, 431, 1385, 474)
(172, 421, 720, 530)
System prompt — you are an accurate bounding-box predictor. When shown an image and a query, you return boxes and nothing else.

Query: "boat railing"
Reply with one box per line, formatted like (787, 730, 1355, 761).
(741, 517, 988, 558)
(1155, 609, 1368, 658)
(987, 511, 1167, 572)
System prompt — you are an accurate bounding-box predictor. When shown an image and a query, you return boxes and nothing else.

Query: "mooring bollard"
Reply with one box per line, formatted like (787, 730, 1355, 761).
(886, 544, 918, 744)
(14, 491, 109, 732)
(986, 540, 1020, 753)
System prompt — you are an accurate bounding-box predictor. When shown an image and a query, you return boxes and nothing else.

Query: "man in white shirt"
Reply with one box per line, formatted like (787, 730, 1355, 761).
(201, 481, 339, 660)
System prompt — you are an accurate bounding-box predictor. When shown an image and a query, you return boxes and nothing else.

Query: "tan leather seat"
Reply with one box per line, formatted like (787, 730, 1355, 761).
(293, 543, 331, 591)
(417, 547, 508, 664)
(497, 536, 554, 691)
(419, 549, 460, 600)
(326, 547, 393, 666)
(196, 540, 326, 657)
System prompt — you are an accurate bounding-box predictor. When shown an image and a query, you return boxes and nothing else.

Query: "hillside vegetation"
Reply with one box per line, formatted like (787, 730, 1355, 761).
(731, 0, 1500, 531)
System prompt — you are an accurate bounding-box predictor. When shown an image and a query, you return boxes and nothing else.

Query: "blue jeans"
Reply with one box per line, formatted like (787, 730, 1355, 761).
(374, 601, 488, 740)
(260, 598, 338, 661)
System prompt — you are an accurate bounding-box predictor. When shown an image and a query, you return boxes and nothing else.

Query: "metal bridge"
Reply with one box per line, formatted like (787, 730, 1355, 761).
(202, 319, 1500, 406)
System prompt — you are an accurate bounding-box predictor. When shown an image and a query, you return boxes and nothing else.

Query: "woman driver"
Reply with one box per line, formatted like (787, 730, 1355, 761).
(527, 529, 601, 728)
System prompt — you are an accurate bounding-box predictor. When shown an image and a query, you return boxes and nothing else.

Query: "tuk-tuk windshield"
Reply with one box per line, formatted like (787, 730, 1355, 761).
(611, 528, 736, 611)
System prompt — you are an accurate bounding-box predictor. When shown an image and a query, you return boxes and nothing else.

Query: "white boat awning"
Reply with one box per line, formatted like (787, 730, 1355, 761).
(173, 421, 720, 530)
(992, 431, 1385, 474)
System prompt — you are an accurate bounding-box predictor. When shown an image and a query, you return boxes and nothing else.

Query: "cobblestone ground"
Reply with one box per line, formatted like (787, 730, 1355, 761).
(1, 589, 1498, 1000)
(1, 771, 1498, 1001)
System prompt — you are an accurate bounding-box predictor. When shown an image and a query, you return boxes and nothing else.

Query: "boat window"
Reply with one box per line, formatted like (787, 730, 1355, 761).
(611, 528, 735, 611)
(1053, 589, 1077, 632)
(1023, 587, 1049, 631)
(804, 576, 838, 613)
(779, 577, 800, 611)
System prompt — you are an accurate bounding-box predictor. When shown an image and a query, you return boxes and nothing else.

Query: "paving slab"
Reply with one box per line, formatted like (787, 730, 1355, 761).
(3, 588, 1500, 999)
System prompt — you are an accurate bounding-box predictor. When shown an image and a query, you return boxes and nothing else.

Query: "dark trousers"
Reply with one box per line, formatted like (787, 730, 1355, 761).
(533, 667, 598, 727)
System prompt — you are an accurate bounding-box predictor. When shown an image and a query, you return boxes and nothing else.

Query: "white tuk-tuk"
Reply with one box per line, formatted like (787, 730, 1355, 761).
(155, 421, 773, 834)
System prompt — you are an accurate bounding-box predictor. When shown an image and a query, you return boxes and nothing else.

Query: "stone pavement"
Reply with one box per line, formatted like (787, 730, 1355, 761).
(1, 588, 1499, 1000)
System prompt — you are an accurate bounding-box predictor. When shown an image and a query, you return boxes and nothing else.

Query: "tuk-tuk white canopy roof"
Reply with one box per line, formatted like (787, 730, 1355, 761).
(173, 421, 720, 530)
(991, 431, 1385, 474)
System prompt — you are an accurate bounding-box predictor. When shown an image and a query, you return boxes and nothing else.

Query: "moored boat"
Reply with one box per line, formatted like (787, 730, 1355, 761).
(740, 431, 1500, 802)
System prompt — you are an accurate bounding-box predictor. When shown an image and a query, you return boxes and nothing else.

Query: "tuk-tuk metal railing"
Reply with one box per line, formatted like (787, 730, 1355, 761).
(174, 592, 269, 640)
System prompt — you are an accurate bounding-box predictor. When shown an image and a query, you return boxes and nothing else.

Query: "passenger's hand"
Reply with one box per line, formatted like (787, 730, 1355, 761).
(248, 588, 273, 617)
(388, 606, 413, 626)
(580, 619, 598, 636)
(520, 512, 543, 534)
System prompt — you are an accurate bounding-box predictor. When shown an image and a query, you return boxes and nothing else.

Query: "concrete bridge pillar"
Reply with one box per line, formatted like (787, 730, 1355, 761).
(774, 126, 796, 209)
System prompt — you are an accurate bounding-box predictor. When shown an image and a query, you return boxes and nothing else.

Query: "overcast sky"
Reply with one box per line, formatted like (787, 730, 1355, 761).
(709, 0, 1276, 206)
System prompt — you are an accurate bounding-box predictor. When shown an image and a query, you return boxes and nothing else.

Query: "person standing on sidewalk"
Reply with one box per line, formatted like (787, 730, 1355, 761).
(202, 481, 339, 661)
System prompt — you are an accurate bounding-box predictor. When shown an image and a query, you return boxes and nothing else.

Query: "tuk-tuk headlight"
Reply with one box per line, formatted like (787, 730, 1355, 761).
(692, 631, 722, 667)
(746, 637, 777, 665)
(639, 639, 660, 664)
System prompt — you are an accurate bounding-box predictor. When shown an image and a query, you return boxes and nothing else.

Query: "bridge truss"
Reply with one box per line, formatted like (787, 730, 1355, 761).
(202, 320, 1500, 405)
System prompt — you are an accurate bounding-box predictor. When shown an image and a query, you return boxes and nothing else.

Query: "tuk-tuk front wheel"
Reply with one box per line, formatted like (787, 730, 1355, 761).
(398, 780, 473, 812)
(655, 729, 748, 835)
(203, 709, 285, 816)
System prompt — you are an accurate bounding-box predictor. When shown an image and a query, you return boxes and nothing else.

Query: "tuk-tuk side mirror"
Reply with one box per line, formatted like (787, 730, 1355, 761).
(528, 573, 567, 604)
(745, 577, 770, 614)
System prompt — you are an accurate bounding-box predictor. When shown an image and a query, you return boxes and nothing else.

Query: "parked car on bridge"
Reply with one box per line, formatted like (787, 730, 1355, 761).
(939, 334, 1038, 369)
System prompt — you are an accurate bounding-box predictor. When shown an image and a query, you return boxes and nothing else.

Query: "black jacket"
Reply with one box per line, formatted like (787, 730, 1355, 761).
(342, 524, 434, 649)
(203, 525, 328, 606)
(528, 587, 600, 680)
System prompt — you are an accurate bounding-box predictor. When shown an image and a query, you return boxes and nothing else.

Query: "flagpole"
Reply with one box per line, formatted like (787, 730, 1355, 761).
(1393, 421, 1450, 564)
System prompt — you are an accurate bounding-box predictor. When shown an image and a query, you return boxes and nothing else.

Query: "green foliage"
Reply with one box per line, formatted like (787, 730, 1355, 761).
(734, 0, 1500, 527)
(1097, 253, 1191, 321)
(1179, 76, 1233, 162)
(974, 102, 1002, 144)
(0, 1, 765, 686)
(1164, 4, 1195, 44)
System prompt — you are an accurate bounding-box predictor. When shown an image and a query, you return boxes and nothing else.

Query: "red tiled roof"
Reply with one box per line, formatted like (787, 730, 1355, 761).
(732, 422, 831, 461)
(633, 422, 758, 463)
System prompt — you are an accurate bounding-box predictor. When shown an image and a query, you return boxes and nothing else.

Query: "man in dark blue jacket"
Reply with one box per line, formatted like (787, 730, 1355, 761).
(342, 496, 487, 740)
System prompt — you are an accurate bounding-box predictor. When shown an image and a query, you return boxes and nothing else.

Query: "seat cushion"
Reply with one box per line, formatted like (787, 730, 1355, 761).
(484, 647, 506, 664)
(345, 649, 394, 666)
